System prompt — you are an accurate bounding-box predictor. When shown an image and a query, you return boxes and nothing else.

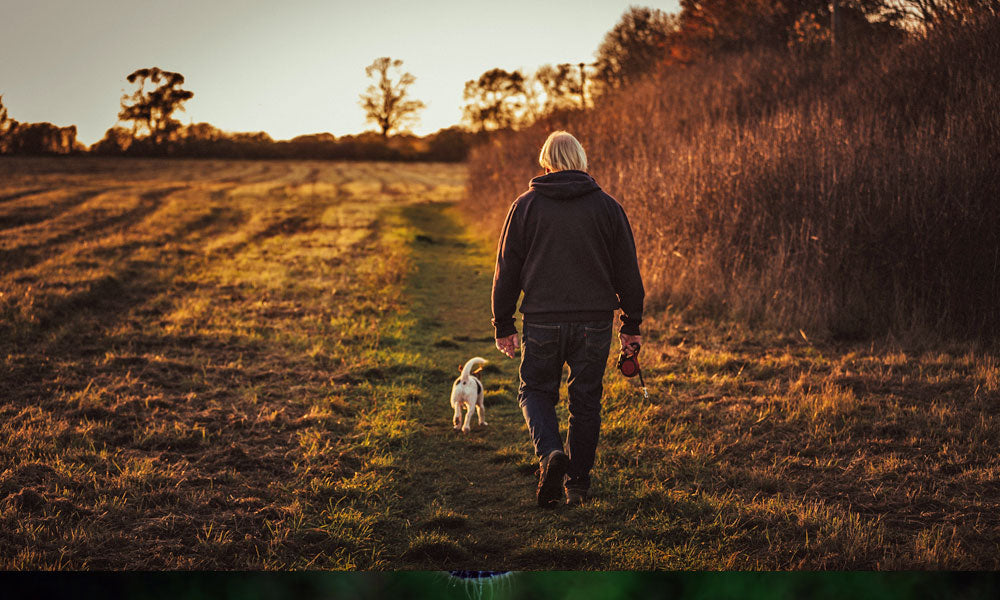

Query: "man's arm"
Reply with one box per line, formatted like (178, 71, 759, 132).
(491, 200, 525, 343)
(611, 203, 645, 337)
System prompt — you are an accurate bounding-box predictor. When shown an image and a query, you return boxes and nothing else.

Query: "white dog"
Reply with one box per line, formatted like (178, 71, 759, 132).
(451, 357, 488, 433)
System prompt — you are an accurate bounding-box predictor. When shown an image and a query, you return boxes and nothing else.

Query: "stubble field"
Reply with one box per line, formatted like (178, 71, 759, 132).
(1, 157, 997, 569)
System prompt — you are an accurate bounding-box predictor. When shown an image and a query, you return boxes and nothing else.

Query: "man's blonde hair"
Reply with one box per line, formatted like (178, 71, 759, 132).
(538, 130, 587, 172)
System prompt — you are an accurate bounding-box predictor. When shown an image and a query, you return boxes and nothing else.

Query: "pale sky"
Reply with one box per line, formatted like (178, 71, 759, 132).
(0, 0, 681, 145)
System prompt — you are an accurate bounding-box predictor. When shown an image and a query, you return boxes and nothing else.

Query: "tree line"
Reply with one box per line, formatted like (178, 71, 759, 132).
(456, 0, 1000, 132)
(0, 95, 81, 155)
(2, 0, 996, 158)
(0, 63, 474, 161)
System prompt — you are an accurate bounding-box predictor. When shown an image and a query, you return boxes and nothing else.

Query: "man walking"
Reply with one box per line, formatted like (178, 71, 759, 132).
(492, 131, 645, 507)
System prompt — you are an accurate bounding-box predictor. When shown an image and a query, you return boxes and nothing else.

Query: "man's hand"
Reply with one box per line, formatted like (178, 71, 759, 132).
(495, 333, 520, 359)
(619, 333, 642, 356)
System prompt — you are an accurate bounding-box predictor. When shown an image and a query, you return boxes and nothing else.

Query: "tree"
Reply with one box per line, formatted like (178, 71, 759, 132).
(92, 126, 134, 155)
(358, 57, 426, 138)
(595, 6, 679, 90)
(514, 64, 591, 126)
(0, 95, 14, 153)
(426, 126, 475, 162)
(884, 0, 1000, 26)
(5, 122, 77, 154)
(118, 67, 193, 148)
(535, 63, 588, 112)
(183, 121, 225, 142)
(676, 1, 905, 57)
(462, 68, 527, 132)
(1, 96, 80, 155)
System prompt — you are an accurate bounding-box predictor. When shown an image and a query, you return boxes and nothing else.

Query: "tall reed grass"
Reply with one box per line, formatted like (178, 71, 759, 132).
(464, 17, 1000, 340)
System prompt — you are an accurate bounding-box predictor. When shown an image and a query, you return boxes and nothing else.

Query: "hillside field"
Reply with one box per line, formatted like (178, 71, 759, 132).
(1, 157, 998, 569)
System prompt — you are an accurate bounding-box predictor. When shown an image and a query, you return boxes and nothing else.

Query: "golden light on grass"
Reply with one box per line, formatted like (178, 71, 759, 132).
(3, 143, 999, 568)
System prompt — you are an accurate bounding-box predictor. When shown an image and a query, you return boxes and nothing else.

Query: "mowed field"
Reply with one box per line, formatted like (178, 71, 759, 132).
(1, 157, 999, 569)
(0, 157, 469, 568)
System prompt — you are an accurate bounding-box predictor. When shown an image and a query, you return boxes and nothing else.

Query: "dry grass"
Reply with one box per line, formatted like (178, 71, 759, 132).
(455, 16, 1000, 561)
(463, 16, 1000, 340)
(599, 312, 1000, 568)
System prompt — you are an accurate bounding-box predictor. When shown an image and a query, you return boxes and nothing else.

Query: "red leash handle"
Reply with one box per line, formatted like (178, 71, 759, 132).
(622, 343, 648, 399)
(618, 343, 641, 377)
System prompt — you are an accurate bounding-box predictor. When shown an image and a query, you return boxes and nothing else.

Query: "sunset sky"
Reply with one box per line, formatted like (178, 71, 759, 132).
(1, 0, 681, 145)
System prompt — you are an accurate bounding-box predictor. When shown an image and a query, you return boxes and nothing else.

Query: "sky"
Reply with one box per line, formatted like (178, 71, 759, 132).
(0, 0, 682, 145)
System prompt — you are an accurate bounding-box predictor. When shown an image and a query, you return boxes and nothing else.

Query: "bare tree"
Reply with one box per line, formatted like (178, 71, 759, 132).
(359, 57, 426, 138)
(118, 67, 193, 147)
(462, 68, 527, 132)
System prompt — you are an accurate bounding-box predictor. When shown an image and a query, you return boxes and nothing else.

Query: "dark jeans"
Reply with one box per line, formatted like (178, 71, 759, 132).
(518, 319, 614, 492)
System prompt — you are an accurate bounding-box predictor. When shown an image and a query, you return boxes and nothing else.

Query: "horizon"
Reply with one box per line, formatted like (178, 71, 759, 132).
(1, 0, 681, 146)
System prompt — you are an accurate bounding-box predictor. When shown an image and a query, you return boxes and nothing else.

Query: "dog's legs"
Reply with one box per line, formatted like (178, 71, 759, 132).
(450, 380, 467, 430)
(462, 401, 475, 434)
(476, 394, 488, 426)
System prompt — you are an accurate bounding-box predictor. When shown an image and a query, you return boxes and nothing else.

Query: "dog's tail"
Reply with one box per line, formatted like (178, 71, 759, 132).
(460, 357, 487, 382)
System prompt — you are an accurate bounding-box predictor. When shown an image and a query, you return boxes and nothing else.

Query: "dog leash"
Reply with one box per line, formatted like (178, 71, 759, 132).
(617, 342, 649, 400)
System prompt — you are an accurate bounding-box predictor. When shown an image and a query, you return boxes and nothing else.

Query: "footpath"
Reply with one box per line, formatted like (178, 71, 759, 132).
(364, 200, 605, 570)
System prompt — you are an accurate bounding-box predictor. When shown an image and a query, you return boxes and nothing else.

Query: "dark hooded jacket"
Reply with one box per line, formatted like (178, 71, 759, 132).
(491, 169, 645, 338)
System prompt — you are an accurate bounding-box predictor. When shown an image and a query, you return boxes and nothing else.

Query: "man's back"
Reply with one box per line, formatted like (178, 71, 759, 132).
(491, 169, 644, 337)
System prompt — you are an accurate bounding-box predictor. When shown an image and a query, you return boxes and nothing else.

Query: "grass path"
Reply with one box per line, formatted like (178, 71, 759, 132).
(374, 200, 592, 569)
(322, 197, 594, 569)
(389, 201, 536, 565)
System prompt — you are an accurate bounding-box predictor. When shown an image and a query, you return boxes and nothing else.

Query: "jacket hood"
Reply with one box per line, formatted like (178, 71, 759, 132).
(529, 169, 601, 200)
